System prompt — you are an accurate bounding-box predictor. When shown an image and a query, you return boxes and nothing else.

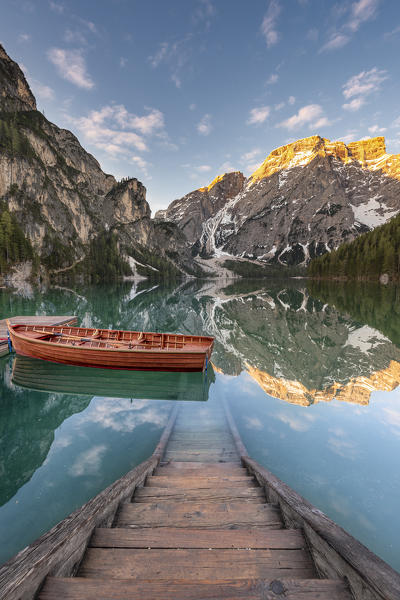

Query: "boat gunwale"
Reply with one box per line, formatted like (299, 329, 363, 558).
(7, 322, 214, 355)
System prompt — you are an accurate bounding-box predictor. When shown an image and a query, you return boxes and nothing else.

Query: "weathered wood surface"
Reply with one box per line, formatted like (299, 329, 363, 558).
(223, 400, 400, 600)
(90, 527, 307, 549)
(0, 315, 77, 356)
(40, 577, 354, 600)
(147, 475, 257, 487)
(0, 405, 178, 600)
(133, 486, 265, 502)
(9, 398, 356, 600)
(116, 501, 284, 529)
(78, 548, 317, 580)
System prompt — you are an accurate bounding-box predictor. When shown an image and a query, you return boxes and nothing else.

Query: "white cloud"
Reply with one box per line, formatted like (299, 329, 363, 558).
(242, 148, 262, 162)
(69, 444, 107, 476)
(336, 130, 359, 143)
(343, 97, 366, 111)
(275, 102, 285, 111)
(18, 33, 31, 43)
(195, 164, 212, 172)
(384, 25, 400, 40)
(189, 103, 196, 111)
(120, 57, 127, 68)
(348, 0, 380, 32)
(288, 95, 296, 105)
(218, 160, 237, 173)
(368, 124, 386, 134)
(197, 113, 212, 135)
(278, 104, 329, 130)
(393, 117, 400, 128)
(193, 0, 216, 29)
(245, 416, 263, 430)
(342, 67, 388, 99)
(49, 1, 64, 13)
(266, 73, 278, 85)
(342, 68, 387, 112)
(67, 105, 166, 158)
(320, 32, 350, 52)
(31, 80, 55, 101)
(320, 0, 379, 52)
(149, 42, 169, 68)
(47, 47, 94, 89)
(247, 106, 270, 125)
(261, 0, 281, 47)
(131, 155, 150, 176)
(64, 29, 87, 44)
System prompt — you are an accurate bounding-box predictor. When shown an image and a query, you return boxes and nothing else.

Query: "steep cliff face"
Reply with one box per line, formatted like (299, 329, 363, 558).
(161, 136, 400, 265)
(0, 45, 189, 276)
(0, 44, 36, 112)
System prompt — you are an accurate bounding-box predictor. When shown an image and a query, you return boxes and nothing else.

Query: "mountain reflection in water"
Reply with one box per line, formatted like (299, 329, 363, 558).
(1, 279, 400, 569)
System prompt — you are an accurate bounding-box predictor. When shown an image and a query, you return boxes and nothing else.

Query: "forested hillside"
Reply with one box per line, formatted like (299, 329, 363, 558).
(308, 214, 400, 281)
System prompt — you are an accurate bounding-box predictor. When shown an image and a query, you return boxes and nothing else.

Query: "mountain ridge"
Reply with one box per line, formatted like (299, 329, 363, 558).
(158, 135, 400, 266)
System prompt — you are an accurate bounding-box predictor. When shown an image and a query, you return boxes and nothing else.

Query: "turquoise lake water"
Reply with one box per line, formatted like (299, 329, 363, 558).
(0, 279, 399, 570)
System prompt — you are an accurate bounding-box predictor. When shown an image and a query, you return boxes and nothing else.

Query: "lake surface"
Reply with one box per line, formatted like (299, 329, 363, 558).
(0, 279, 400, 571)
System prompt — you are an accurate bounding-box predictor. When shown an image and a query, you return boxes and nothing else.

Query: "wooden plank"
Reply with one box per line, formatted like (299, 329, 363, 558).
(116, 501, 283, 529)
(146, 475, 257, 488)
(156, 462, 247, 473)
(164, 454, 240, 463)
(79, 548, 316, 580)
(134, 487, 265, 503)
(40, 577, 354, 600)
(90, 527, 307, 549)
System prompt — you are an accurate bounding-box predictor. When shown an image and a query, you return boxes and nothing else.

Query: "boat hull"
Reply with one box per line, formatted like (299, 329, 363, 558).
(8, 325, 214, 372)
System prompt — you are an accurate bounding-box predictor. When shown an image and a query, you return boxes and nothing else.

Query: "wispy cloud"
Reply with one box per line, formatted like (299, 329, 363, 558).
(131, 155, 150, 177)
(278, 104, 330, 130)
(119, 57, 127, 68)
(343, 97, 366, 111)
(342, 67, 387, 111)
(148, 36, 192, 88)
(69, 444, 107, 477)
(17, 33, 31, 43)
(247, 106, 270, 125)
(261, 0, 281, 47)
(47, 47, 94, 89)
(266, 73, 279, 85)
(320, 0, 380, 52)
(49, 1, 64, 13)
(288, 95, 296, 105)
(368, 124, 386, 134)
(193, 0, 216, 29)
(197, 113, 212, 135)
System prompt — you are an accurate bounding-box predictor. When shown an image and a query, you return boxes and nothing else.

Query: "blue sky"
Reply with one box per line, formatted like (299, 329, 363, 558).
(1, 0, 400, 212)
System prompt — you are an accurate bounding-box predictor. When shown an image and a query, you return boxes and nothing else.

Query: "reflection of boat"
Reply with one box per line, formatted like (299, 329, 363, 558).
(11, 356, 214, 402)
(7, 321, 214, 372)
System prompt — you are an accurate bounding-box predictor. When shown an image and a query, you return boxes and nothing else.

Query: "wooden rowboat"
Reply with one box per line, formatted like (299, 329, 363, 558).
(6, 321, 214, 372)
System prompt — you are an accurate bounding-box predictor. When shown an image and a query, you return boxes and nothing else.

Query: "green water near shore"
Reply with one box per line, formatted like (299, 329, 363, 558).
(0, 279, 399, 571)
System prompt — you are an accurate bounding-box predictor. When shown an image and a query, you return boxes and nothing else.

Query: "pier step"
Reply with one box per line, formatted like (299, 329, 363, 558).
(40, 577, 354, 599)
(116, 501, 283, 529)
(133, 486, 265, 503)
(78, 547, 316, 580)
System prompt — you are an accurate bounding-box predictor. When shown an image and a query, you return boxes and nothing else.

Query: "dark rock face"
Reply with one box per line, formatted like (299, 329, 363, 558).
(0, 44, 190, 274)
(160, 137, 400, 266)
(0, 44, 36, 111)
(155, 172, 245, 247)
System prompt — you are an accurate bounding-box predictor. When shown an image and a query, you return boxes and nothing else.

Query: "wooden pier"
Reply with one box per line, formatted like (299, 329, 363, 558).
(0, 315, 77, 356)
(1, 400, 399, 600)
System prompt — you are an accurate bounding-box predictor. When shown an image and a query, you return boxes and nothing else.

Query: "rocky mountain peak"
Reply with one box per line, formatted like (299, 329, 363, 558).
(0, 44, 36, 112)
(249, 135, 399, 185)
(198, 171, 245, 196)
